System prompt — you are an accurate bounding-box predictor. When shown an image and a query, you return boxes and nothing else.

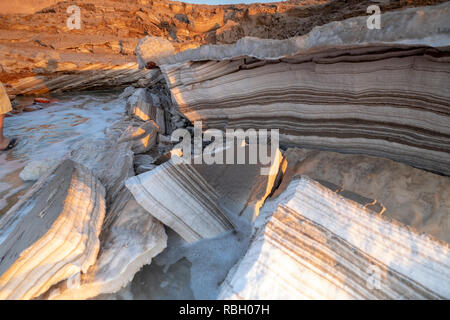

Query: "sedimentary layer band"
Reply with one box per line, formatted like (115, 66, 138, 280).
(150, 4, 450, 175)
(219, 177, 450, 300)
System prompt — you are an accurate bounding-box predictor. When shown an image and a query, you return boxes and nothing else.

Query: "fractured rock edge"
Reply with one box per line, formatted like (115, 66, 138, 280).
(0, 160, 106, 300)
(145, 3, 450, 176)
(42, 188, 167, 300)
(143, 3, 450, 65)
(126, 159, 235, 243)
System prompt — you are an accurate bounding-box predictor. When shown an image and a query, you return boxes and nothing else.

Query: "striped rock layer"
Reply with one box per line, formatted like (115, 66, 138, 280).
(155, 3, 450, 175)
(275, 148, 450, 243)
(0, 160, 106, 300)
(7, 62, 147, 96)
(42, 188, 167, 300)
(126, 160, 235, 243)
(219, 177, 450, 300)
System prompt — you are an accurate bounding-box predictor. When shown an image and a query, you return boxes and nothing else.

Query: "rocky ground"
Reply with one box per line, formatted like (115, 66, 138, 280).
(0, 1, 449, 300)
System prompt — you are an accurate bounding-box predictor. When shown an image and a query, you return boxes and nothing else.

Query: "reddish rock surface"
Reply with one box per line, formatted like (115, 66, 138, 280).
(0, 0, 447, 96)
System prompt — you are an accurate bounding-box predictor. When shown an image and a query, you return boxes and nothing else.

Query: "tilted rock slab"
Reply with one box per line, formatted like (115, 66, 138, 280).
(150, 3, 450, 175)
(0, 160, 106, 300)
(275, 148, 450, 243)
(219, 176, 450, 300)
(40, 119, 164, 299)
(126, 160, 235, 242)
(117, 120, 159, 155)
(126, 88, 166, 133)
(42, 187, 167, 300)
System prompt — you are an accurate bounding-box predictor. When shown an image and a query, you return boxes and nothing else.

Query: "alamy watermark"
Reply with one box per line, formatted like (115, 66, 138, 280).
(170, 121, 280, 176)
(366, 265, 382, 290)
(65, 4, 381, 32)
(66, 5, 81, 30)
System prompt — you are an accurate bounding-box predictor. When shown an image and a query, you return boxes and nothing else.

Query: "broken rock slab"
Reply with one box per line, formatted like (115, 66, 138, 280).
(126, 88, 166, 132)
(70, 121, 134, 206)
(0, 159, 106, 300)
(42, 187, 167, 300)
(126, 143, 283, 241)
(275, 148, 450, 242)
(126, 160, 235, 243)
(192, 144, 284, 221)
(219, 176, 450, 300)
(118, 120, 159, 155)
(156, 3, 450, 175)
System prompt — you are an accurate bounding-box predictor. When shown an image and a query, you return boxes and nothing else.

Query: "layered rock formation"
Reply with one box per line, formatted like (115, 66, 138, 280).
(117, 120, 159, 155)
(275, 148, 450, 242)
(148, 3, 450, 175)
(1, 0, 449, 301)
(1, 0, 446, 96)
(219, 176, 450, 300)
(192, 145, 284, 221)
(125, 86, 170, 134)
(0, 160, 106, 300)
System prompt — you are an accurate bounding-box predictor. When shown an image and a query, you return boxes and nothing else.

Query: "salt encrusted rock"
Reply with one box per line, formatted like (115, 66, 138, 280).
(135, 68, 165, 88)
(135, 36, 175, 68)
(126, 160, 235, 243)
(192, 145, 284, 221)
(119, 86, 135, 99)
(126, 88, 152, 121)
(8, 62, 148, 96)
(126, 142, 283, 241)
(219, 176, 450, 300)
(0, 160, 106, 300)
(154, 3, 450, 65)
(71, 139, 133, 206)
(42, 188, 167, 300)
(70, 120, 134, 206)
(134, 154, 157, 174)
(19, 158, 61, 181)
(125, 88, 166, 131)
(157, 3, 450, 175)
(135, 164, 158, 175)
(275, 148, 450, 242)
(118, 120, 159, 155)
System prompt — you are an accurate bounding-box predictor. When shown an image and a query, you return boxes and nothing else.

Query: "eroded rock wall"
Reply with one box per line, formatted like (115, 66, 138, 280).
(153, 3, 450, 175)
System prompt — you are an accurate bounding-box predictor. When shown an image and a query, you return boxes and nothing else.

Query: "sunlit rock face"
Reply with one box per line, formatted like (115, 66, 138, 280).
(126, 143, 283, 242)
(70, 118, 136, 207)
(126, 159, 236, 243)
(150, 3, 450, 175)
(275, 148, 450, 243)
(125, 86, 173, 135)
(219, 176, 450, 300)
(4, 62, 148, 96)
(2, 0, 444, 95)
(41, 188, 167, 300)
(192, 145, 284, 222)
(0, 160, 106, 300)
